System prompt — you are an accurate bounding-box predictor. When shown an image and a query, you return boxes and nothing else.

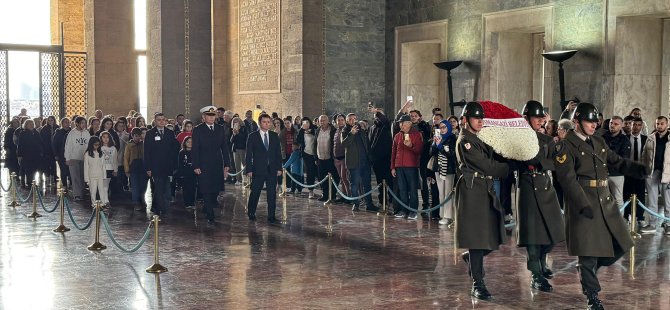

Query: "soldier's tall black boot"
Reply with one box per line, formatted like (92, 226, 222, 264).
(468, 250, 493, 301)
(530, 274, 553, 292)
(585, 291, 604, 310)
(471, 280, 493, 301)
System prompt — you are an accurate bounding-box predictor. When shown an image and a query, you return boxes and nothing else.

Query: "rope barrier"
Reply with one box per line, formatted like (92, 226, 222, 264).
(64, 197, 96, 230)
(38, 190, 60, 213)
(331, 179, 380, 201)
(386, 187, 454, 214)
(620, 200, 629, 213)
(285, 173, 329, 189)
(100, 211, 153, 253)
(227, 166, 246, 177)
(0, 178, 10, 192)
(16, 186, 33, 203)
(637, 201, 670, 222)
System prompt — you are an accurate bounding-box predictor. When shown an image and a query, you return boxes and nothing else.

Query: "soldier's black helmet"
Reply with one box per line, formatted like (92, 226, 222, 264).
(462, 101, 484, 119)
(522, 100, 544, 118)
(571, 102, 599, 122)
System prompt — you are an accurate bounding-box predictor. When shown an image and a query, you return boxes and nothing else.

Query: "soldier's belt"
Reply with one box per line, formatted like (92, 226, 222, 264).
(521, 171, 548, 176)
(577, 179, 608, 188)
(472, 172, 493, 180)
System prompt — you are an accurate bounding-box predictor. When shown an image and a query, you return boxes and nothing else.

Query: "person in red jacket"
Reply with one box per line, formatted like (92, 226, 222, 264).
(391, 114, 424, 219)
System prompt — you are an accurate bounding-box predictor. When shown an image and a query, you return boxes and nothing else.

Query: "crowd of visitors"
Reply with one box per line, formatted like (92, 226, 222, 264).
(2, 99, 669, 235)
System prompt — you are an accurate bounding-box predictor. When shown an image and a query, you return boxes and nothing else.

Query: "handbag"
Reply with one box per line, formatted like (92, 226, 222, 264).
(427, 155, 438, 172)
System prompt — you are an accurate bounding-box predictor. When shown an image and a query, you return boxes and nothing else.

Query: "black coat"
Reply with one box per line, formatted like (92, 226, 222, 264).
(192, 123, 231, 193)
(3, 127, 19, 172)
(515, 132, 566, 246)
(554, 131, 647, 257)
(245, 130, 283, 176)
(17, 129, 44, 170)
(52, 128, 71, 161)
(454, 129, 509, 250)
(603, 131, 631, 176)
(143, 127, 179, 177)
(39, 125, 57, 158)
(369, 112, 392, 161)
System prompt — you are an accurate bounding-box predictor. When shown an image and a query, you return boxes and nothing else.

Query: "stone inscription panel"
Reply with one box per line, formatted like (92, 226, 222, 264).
(238, 0, 281, 94)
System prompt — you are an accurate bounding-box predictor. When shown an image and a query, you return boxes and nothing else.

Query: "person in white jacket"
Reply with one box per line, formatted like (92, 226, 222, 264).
(64, 116, 91, 200)
(84, 136, 108, 207)
(100, 132, 118, 202)
(641, 116, 670, 235)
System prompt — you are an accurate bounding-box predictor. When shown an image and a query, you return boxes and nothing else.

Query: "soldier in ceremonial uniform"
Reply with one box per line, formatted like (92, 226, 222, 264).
(515, 100, 565, 292)
(553, 103, 648, 310)
(192, 106, 231, 225)
(455, 102, 510, 301)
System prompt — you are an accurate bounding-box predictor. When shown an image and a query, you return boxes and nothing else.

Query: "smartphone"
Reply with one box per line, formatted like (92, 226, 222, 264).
(406, 95, 413, 102)
(367, 102, 374, 109)
(403, 133, 410, 141)
(434, 129, 440, 137)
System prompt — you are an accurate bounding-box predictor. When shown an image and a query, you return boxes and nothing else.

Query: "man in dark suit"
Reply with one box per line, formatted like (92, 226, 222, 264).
(192, 106, 231, 225)
(623, 117, 647, 227)
(246, 113, 283, 223)
(143, 112, 179, 216)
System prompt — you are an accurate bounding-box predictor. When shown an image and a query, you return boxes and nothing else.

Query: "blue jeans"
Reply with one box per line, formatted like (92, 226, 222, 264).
(396, 167, 419, 214)
(130, 173, 148, 203)
(348, 161, 373, 207)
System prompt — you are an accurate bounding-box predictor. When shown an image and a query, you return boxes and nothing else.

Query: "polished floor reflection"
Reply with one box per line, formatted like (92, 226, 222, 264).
(1, 178, 669, 309)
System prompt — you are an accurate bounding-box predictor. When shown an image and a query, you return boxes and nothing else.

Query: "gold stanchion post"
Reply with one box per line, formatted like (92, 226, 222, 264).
(146, 215, 168, 273)
(53, 188, 70, 232)
(27, 181, 42, 219)
(279, 168, 287, 197)
(281, 199, 288, 224)
(378, 180, 387, 216)
(87, 201, 107, 251)
(326, 205, 333, 235)
(629, 246, 636, 279)
(630, 194, 642, 240)
(324, 173, 332, 207)
(9, 173, 20, 207)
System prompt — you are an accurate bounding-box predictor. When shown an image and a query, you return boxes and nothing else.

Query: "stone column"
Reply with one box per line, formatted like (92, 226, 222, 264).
(84, 0, 137, 117)
(148, 0, 211, 120)
(51, 0, 85, 51)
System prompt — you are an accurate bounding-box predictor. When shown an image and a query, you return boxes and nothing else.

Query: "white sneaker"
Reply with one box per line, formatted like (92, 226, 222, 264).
(504, 214, 514, 224)
(639, 221, 656, 234)
(308, 192, 316, 199)
(439, 218, 449, 225)
(235, 181, 242, 186)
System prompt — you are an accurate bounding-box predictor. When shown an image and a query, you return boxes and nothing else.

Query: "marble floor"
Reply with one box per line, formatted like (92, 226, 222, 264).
(0, 178, 669, 310)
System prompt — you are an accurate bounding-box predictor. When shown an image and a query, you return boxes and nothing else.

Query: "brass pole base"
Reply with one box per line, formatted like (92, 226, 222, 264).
(146, 263, 168, 273)
(9, 201, 20, 208)
(26, 212, 42, 219)
(630, 231, 642, 240)
(53, 225, 71, 233)
(87, 242, 107, 251)
(281, 218, 288, 225)
(323, 200, 332, 207)
(279, 192, 286, 197)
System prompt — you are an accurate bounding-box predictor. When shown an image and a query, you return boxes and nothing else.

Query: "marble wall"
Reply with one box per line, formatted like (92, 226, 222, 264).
(385, 0, 670, 119)
(51, 0, 85, 51)
(212, 0, 323, 119)
(324, 0, 386, 118)
(401, 43, 440, 116)
(84, 0, 137, 117)
(148, 0, 212, 119)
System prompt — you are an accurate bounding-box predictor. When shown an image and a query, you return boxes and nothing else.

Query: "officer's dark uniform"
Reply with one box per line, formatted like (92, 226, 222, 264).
(455, 102, 509, 301)
(515, 101, 566, 292)
(553, 103, 647, 310)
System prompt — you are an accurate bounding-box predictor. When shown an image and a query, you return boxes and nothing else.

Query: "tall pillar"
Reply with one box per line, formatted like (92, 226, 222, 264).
(51, 0, 85, 51)
(148, 0, 211, 120)
(84, 0, 137, 117)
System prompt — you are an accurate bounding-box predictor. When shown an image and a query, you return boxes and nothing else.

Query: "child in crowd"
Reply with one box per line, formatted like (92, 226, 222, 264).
(84, 136, 109, 208)
(178, 136, 197, 210)
(100, 132, 118, 200)
(282, 141, 304, 196)
(124, 128, 147, 211)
